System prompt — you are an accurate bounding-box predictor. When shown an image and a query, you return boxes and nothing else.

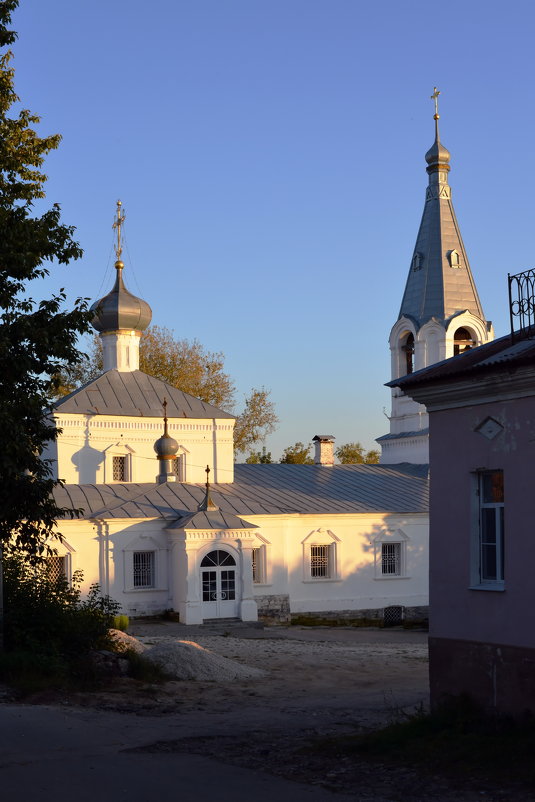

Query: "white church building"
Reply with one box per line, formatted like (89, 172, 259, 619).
(45, 99, 490, 625)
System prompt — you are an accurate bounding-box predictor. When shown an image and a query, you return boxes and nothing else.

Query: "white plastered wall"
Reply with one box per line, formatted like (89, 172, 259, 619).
(54, 510, 429, 620)
(44, 413, 235, 484)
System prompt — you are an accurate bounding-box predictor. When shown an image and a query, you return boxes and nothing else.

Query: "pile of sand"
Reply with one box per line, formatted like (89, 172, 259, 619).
(143, 639, 267, 681)
(108, 629, 147, 654)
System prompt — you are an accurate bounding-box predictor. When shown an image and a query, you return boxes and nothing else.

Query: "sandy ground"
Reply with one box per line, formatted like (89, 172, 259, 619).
(7, 621, 529, 800)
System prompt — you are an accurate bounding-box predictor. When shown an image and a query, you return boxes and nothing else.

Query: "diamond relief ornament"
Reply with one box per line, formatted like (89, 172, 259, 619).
(475, 417, 504, 441)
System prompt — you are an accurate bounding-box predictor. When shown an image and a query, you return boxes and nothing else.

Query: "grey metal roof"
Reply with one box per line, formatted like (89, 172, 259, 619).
(398, 126, 485, 329)
(376, 429, 429, 442)
(53, 463, 429, 521)
(391, 332, 535, 390)
(172, 509, 258, 530)
(53, 370, 234, 419)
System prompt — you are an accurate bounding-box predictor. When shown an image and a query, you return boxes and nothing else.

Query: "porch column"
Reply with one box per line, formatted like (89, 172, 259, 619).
(237, 539, 258, 622)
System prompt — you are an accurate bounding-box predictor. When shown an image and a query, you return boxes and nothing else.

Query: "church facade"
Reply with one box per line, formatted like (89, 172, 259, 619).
(45, 98, 488, 625)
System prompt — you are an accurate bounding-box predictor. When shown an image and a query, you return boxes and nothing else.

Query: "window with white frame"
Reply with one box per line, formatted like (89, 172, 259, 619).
(477, 470, 504, 585)
(381, 542, 402, 576)
(374, 530, 408, 579)
(133, 551, 155, 588)
(310, 544, 333, 578)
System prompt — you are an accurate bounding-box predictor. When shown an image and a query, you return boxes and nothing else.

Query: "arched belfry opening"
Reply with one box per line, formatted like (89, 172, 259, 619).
(453, 327, 475, 356)
(401, 332, 415, 375)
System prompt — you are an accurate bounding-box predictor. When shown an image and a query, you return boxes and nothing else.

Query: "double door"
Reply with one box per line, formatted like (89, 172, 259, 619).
(200, 550, 238, 618)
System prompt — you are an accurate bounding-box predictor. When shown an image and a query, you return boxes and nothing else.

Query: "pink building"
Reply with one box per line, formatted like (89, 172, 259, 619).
(391, 299, 535, 715)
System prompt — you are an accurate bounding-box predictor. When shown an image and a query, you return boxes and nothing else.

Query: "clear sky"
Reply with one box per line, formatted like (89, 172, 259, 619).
(9, 0, 535, 460)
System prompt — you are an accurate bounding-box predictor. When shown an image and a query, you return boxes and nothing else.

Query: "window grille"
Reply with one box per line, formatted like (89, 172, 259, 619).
(113, 455, 126, 481)
(47, 555, 66, 583)
(382, 543, 401, 576)
(384, 605, 404, 626)
(133, 551, 155, 588)
(310, 545, 330, 578)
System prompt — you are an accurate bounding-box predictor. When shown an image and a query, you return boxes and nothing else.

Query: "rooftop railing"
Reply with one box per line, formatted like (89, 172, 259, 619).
(508, 269, 535, 342)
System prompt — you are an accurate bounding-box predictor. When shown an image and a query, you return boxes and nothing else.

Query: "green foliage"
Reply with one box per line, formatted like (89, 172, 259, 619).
(280, 442, 314, 464)
(0, 2, 92, 555)
(311, 695, 535, 787)
(234, 387, 278, 454)
(335, 442, 380, 464)
(2, 554, 120, 669)
(245, 446, 273, 464)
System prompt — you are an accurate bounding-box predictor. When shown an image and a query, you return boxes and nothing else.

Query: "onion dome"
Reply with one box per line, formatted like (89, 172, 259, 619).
(91, 259, 152, 333)
(425, 131, 451, 170)
(425, 89, 450, 174)
(91, 200, 152, 333)
(154, 399, 179, 459)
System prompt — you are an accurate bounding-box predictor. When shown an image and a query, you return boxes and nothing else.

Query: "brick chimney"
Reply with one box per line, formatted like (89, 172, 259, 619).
(312, 435, 335, 466)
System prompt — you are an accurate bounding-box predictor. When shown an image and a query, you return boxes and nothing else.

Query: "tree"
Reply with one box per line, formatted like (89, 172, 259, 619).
(335, 442, 380, 464)
(280, 442, 314, 464)
(234, 387, 278, 455)
(55, 328, 278, 454)
(0, 1, 91, 559)
(245, 446, 273, 464)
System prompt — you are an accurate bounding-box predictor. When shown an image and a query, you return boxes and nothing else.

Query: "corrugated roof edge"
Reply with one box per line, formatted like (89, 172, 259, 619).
(388, 332, 535, 390)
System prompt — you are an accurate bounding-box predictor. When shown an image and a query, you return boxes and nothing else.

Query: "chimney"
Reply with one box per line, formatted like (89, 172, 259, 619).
(312, 435, 335, 466)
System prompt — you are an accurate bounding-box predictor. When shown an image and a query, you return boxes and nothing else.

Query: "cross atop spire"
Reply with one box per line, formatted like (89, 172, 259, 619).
(112, 199, 126, 260)
(431, 86, 440, 120)
(198, 465, 218, 512)
(162, 397, 169, 435)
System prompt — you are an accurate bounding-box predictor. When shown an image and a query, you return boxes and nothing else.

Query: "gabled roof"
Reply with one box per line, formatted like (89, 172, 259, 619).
(53, 462, 429, 521)
(52, 370, 234, 420)
(172, 509, 258, 530)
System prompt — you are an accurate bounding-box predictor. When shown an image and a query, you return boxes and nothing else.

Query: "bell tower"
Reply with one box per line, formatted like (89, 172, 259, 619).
(378, 89, 494, 464)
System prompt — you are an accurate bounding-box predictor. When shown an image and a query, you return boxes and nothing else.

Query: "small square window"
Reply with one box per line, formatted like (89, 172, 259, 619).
(133, 551, 155, 588)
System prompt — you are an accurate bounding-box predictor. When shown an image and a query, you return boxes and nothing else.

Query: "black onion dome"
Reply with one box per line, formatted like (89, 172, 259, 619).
(91, 261, 152, 333)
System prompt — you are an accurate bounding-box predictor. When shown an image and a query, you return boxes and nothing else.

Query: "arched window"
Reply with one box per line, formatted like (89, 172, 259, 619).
(447, 249, 461, 268)
(401, 332, 415, 375)
(200, 550, 236, 567)
(453, 327, 474, 356)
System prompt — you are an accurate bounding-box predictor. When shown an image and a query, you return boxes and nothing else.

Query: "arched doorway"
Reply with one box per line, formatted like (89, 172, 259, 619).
(200, 549, 238, 619)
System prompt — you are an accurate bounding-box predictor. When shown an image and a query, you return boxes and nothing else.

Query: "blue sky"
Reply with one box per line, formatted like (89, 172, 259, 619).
(9, 0, 535, 459)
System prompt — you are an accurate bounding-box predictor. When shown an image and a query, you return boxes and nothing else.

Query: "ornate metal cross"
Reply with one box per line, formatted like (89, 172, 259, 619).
(431, 87, 440, 118)
(112, 199, 126, 259)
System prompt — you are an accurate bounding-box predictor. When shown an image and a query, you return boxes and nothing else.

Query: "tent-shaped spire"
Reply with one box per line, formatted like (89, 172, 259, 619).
(398, 89, 485, 328)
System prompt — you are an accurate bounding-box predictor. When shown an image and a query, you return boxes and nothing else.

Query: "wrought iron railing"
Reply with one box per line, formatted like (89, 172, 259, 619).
(508, 269, 535, 341)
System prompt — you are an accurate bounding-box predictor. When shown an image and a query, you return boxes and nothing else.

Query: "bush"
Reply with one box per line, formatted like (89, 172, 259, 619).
(1, 554, 121, 685)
